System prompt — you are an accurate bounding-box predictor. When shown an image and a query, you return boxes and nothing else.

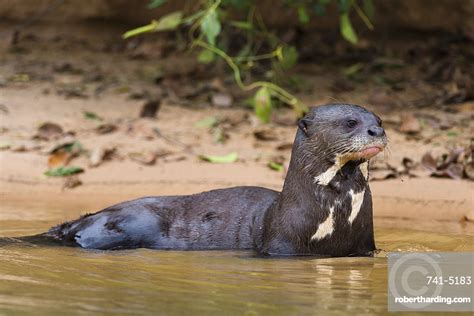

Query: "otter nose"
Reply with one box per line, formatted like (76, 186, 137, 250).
(367, 125, 385, 137)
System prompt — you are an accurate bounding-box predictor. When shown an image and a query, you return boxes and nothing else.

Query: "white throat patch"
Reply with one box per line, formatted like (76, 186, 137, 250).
(311, 206, 335, 241)
(348, 189, 365, 224)
(314, 154, 348, 186)
(359, 161, 369, 181)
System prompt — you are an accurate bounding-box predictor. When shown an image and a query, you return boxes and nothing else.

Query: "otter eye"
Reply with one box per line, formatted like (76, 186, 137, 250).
(347, 119, 358, 128)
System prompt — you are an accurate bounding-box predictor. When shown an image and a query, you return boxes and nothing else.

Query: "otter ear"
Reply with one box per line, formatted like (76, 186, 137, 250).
(297, 119, 311, 136)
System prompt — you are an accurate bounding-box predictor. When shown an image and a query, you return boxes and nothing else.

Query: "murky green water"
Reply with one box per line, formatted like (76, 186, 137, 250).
(1, 200, 473, 315)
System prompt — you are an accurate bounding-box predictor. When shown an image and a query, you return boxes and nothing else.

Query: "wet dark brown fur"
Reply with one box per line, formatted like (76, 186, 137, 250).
(19, 103, 387, 256)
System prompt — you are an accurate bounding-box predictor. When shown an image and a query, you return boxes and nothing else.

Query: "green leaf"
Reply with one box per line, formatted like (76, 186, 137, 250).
(195, 116, 218, 128)
(83, 111, 103, 121)
(268, 162, 284, 172)
(123, 11, 183, 39)
(201, 10, 221, 45)
(254, 87, 272, 124)
(199, 152, 238, 164)
(340, 13, 358, 44)
(297, 6, 310, 24)
(63, 141, 83, 153)
(147, 0, 166, 9)
(154, 11, 183, 31)
(197, 49, 215, 64)
(44, 166, 84, 177)
(278, 45, 298, 69)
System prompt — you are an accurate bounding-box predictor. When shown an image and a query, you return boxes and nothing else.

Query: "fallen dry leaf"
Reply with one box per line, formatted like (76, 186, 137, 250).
(369, 158, 420, 181)
(453, 102, 474, 113)
(402, 157, 416, 170)
(139, 99, 161, 118)
(399, 113, 421, 134)
(89, 149, 103, 167)
(62, 175, 82, 190)
(465, 162, 474, 180)
(421, 146, 472, 180)
(41, 135, 76, 154)
(0, 104, 9, 114)
(221, 112, 248, 127)
(129, 151, 157, 165)
(254, 127, 278, 141)
(465, 210, 474, 222)
(209, 78, 226, 92)
(56, 84, 88, 99)
(96, 123, 117, 135)
(444, 163, 464, 179)
(35, 122, 64, 141)
(370, 169, 398, 181)
(89, 147, 110, 167)
(433, 163, 464, 180)
(439, 147, 465, 169)
(276, 143, 293, 151)
(48, 151, 71, 168)
(421, 152, 437, 172)
(128, 122, 156, 140)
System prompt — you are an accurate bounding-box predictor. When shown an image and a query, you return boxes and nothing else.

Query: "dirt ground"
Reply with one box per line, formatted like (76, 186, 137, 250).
(0, 22, 473, 235)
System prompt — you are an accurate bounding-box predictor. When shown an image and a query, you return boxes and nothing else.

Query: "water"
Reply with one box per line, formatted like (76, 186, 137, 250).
(1, 200, 473, 315)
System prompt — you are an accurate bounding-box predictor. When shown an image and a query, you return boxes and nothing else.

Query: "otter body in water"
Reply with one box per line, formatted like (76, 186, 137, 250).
(33, 104, 387, 256)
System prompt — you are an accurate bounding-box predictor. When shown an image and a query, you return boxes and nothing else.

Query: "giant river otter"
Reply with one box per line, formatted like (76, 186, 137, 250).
(24, 103, 387, 256)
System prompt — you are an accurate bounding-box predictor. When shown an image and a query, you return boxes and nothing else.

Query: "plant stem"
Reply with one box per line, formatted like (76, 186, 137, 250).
(351, 0, 374, 30)
(193, 40, 307, 115)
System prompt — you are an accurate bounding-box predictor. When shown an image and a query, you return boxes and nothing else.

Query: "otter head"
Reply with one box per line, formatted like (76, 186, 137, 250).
(294, 104, 387, 182)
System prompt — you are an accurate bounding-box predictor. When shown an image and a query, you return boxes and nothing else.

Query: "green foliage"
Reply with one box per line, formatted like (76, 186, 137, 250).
(201, 10, 221, 45)
(123, 11, 183, 39)
(268, 161, 284, 172)
(197, 49, 215, 63)
(154, 11, 183, 30)
(254, 87, 272, 123)
(63, 141, 83, 153)
(195, 116, 218, 128)
(199, 152, 238, 163)
(44, 166, 84, 177)
(277, 46, 298, 70)
(297, 6, 310, 24)
(83, 111, 103, 121)
(125, 0, 375, 123)
(340, 13, 358, 44)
